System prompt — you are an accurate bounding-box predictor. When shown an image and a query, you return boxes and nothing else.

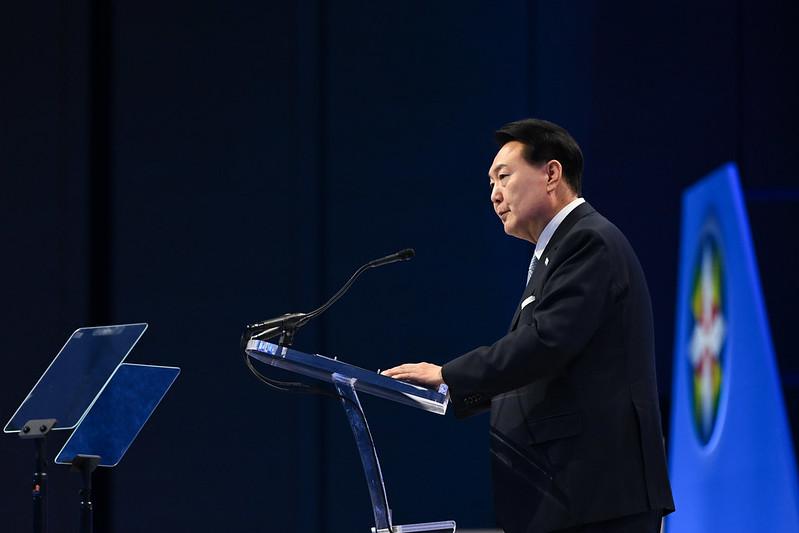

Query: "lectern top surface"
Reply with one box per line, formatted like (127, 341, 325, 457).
(4, 323, 148, 433)
(55, 363, 180, 467)
(246, 339, 449, 415)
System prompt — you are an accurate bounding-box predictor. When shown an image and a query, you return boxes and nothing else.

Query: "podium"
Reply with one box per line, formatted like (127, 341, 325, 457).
(246, 339, 456, 533)
(4, 324, 179, 533)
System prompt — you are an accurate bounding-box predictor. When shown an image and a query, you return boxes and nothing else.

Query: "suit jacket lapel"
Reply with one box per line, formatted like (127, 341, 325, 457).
(507, 202, 596, 332)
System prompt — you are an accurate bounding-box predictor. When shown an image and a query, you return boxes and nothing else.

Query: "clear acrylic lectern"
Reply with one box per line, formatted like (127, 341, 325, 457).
(246, 338, 456, 533)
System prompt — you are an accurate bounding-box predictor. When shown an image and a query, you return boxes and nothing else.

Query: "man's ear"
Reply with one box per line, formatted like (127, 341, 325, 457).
(545, 160, 563, 191)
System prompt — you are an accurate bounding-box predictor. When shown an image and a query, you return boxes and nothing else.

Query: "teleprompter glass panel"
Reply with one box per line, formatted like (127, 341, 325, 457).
(55, 363, 180, 467)
(4, 323, 148, 433)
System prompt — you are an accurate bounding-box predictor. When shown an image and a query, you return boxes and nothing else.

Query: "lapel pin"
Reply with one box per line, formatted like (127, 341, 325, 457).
(544, 257, 549, 266)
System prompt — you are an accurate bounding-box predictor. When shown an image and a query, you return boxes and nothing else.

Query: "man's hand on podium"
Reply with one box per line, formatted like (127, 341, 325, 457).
(382, 362, 444, 388)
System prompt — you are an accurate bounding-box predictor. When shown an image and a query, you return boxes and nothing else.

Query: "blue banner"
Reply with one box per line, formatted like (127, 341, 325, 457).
(667, 163, 799, 531)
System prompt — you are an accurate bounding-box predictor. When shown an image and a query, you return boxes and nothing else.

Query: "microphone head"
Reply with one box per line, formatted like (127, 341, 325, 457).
(366, 248, 416, 268)
(398, 248, 415, 261)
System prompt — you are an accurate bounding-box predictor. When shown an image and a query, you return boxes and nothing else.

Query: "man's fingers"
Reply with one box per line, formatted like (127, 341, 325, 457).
(381, 367, 401, 376)
(381, 367, 442, 389)
(385, 371, 417, 380)
(382, 363, 418, 376)
(381, 362, 442, 388)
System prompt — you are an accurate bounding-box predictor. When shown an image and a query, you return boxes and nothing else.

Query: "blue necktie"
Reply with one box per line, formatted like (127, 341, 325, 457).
(526, 255, 539, 285)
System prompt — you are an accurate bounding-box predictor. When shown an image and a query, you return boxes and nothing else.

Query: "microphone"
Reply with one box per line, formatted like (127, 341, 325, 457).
(244, 248, 415, 344)
(367, 248, 415, 268)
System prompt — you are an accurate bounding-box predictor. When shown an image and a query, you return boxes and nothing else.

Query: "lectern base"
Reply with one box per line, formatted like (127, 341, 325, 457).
(373, 520, 456, 533)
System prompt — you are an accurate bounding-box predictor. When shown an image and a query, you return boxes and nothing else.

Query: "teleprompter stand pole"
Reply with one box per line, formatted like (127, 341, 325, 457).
(70, 454, 101, 533)
(19, 418, 57, 533)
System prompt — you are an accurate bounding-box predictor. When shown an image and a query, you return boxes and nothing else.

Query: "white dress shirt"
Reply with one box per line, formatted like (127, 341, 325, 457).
(533, 197, 586, 260)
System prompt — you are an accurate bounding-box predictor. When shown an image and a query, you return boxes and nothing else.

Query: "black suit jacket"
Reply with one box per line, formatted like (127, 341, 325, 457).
(442, 202, 674, 532)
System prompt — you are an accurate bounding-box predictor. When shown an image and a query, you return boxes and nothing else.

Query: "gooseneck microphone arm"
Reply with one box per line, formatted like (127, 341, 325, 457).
(244, 248, 415, 347)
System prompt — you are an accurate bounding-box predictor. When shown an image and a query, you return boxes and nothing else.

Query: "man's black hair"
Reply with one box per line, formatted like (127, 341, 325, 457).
(495, 118, 583, 195)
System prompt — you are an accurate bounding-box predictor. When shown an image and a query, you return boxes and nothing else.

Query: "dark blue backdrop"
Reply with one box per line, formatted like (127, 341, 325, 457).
(2, 1, 797, 532)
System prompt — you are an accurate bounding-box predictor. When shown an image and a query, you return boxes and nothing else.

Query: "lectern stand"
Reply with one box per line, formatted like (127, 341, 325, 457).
(246, 339, 456, 533)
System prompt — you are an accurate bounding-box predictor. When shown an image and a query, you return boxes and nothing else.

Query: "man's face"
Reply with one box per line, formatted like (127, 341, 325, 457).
(488, 141, 551, 243)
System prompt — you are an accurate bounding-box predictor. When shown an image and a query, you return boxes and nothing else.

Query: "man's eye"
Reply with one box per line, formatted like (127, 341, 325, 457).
(499, 174, 509, 182)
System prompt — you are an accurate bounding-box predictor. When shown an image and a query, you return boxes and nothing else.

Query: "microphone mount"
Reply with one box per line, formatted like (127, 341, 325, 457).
(247, 312, 308, 346)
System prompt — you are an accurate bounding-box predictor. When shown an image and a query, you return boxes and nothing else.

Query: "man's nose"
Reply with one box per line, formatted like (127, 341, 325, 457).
(490, 184, 502, 204)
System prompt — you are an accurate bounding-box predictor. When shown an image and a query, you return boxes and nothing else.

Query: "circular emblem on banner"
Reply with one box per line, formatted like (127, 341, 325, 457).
(688, 223, 727, 445)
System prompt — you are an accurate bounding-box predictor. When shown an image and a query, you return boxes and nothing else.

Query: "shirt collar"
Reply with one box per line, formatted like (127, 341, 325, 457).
(533, 197, 585, 260)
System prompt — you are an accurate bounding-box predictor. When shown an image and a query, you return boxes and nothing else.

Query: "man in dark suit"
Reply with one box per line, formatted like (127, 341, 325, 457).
(383, 119, 674, 532)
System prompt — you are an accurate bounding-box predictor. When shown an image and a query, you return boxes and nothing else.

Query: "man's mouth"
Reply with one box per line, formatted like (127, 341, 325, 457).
(498, 210, 510, 221)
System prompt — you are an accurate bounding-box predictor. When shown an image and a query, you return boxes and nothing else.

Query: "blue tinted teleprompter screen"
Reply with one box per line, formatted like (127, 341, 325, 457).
(55, 363, 180, 467)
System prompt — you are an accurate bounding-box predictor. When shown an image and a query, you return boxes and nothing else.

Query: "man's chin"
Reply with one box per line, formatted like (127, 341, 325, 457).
(503, 225, 532, 243)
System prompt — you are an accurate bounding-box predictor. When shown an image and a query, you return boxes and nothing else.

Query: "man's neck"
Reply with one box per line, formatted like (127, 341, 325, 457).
(532, 196, 584, 254)
(531, 195, 578, 243)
